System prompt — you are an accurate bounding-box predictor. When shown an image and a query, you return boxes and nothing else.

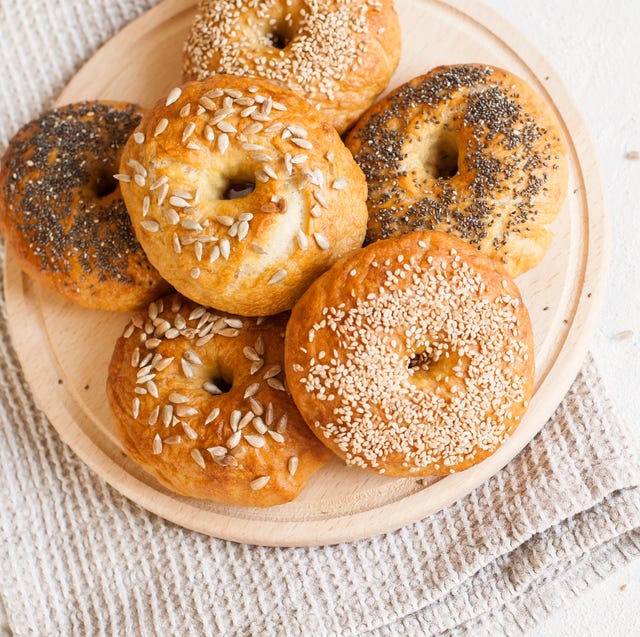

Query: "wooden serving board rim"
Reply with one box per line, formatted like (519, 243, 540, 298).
(2, 0, 609, 546)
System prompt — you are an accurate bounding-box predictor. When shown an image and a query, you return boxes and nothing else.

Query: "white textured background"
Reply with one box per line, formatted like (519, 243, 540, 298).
(486, 0, 640, 634)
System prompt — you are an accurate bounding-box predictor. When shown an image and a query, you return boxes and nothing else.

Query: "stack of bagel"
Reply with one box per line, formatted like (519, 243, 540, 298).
(0, 0, 568, 507)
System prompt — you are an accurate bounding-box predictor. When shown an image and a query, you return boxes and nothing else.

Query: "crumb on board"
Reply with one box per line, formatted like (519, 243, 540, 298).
(612, 330, 634, 341)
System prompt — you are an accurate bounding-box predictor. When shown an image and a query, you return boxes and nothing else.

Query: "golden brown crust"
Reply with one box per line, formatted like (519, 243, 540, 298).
(119, 75, 368, 316)
(0, 101, 169, 311)
(182, 0, 401, 133)
(346, 64, 569, 278)
(285, 230, 535, 477)
(107, 293, 332, 507)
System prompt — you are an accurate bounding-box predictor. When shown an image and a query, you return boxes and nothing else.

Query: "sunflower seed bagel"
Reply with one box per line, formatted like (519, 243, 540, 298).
(108, 293, 332, 507)
(119, 75, 368, 316)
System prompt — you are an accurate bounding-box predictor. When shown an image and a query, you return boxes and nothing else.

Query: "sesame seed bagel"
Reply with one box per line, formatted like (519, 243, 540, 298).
(285, 230, 535, 477)
(0, 102, 169, 311)
(346, 65, 569, 278)
(119, 75, 368, 316)
(182, 0, 401, 133)
(107, 293, 332, 506)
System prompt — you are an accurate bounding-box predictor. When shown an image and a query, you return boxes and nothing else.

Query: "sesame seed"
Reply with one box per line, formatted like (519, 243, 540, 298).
(133, 131, 145, 144)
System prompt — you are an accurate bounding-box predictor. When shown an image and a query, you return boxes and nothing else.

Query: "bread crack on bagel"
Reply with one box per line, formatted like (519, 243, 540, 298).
(183, 0, 402, 132)
(0, 101, 169, 310)
(107, 293, 331, 506)
(346, 64, 569, 277)
(119, 76, 368, 316)
(285, 230, 535, 477)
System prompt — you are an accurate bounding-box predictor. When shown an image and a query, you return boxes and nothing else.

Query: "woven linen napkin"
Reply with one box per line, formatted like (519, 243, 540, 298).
(1, 1, 640, 635)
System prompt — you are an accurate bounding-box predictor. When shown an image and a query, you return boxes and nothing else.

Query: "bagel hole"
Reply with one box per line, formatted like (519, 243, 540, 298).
(204, 371, 233, 395)
(409, 351, 434, 373)
(267, 24, 292, 50)
(92, 168, 118, 198)
(422, 132, 459, 180)
(222, 179, 256, 200)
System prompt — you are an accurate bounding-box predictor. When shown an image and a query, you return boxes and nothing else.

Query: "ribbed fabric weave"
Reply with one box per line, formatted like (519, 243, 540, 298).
(1, 1, 639, 635)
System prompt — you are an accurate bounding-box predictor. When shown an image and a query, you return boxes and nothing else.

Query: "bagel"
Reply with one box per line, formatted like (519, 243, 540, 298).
(107, 293, 332, 506)
(119, 75, 368, 316)
(183, 0, 401, 133)
(0, 101, 169, 311)
(285, 230, 534, 477)
(346, 64, 569, 277)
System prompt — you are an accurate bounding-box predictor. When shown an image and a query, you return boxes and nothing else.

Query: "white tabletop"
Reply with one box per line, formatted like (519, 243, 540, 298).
(483, 0, 640, 634)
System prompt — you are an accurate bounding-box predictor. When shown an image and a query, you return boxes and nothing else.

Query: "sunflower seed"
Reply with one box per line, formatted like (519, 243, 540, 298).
(225, 431, 241, 449)
(132, 398, 140, 419)
(154, 118, 169, 136)
(161, 405, 173, 427)
(248, 397, 263, 416)
(164, 435, 182, 445)
(191, 448, 205, 468)
(314, 233, 330, 250)
(176, 405, 198, 418)
(243, 346, 261, 362)
(268, 270, 287, 285)
(169, 393, 189, 404)
(113, 173, 131, 182)
(244, 383, 260, 398)
(183, 423, 199, 440)
(244, 434, 265, 448)
(158, 183, 170, 206)
(218, 133, 229, 154)
(250, 360, 264, 375)
(148, 405, 160, 426)
(287, 456, 298, 476)
(250, 476, 270, 490)
(252, 417, 267, 435)
(263, 365, 281, 379)
(230, 410, 241, 432)
(152, 434, 162, 455)
(163, 208, 179, 225)
(181, 359, 193, 378)
(296, 230, 308, 250)
(291, 137, 312, 149)
(276, 414, 288, 433)
(140, 220, 159, 233)
(147, 381, 159, 398)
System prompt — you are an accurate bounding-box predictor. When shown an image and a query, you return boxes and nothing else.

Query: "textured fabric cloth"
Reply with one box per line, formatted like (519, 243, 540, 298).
(1, 1, 639, 635)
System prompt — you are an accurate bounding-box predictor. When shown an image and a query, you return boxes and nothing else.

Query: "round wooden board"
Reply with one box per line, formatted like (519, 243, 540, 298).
(4, 0, 608, 546)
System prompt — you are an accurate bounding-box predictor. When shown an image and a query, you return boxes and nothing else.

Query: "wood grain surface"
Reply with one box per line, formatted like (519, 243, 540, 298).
(3, 0, 609, 546)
